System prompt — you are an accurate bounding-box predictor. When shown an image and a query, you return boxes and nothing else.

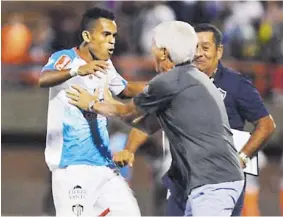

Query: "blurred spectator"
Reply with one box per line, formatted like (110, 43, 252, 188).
(25, 16, 55, 85)
(272, 65, 283, 106)
(223, 1, 264, 60)
(30, 16, 54, 63)
(138, 2, 176, 55)
(167, 1, 198, 24)
(49, 9, 81, 51)
(112, 2, 145, 55)
(258, 1, 283, 63)
(224, 1, 264, 32)
(1, 13, 32, 64)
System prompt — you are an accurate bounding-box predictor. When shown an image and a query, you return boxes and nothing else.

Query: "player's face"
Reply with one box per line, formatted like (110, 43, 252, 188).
(88, 18, 117, 61)
(194, 32, 223, 74)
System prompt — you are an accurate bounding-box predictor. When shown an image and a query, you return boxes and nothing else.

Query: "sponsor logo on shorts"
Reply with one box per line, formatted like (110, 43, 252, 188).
(72, 204, 84, 216)
(69, 185, 87, 200)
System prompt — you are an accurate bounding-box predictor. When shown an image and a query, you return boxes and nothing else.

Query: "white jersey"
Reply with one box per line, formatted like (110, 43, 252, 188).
(41, 48, 127, 171)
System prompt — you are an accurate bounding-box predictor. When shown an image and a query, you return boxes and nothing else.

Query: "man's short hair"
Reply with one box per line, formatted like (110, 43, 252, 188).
(79, 7, 115, 41)
(194, 23, 222, 47)
(153, 21, 198, 65)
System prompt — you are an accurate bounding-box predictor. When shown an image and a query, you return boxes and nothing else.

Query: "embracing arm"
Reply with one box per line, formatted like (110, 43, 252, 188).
(119, 81, 148, 98)
(92, 99, 142, 123)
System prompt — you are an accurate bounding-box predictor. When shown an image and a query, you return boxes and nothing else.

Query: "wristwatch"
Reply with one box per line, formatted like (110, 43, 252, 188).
(239, 152, 251, 166)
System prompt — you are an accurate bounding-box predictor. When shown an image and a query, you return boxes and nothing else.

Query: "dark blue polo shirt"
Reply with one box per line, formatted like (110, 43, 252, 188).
(213, 62, 269, 130)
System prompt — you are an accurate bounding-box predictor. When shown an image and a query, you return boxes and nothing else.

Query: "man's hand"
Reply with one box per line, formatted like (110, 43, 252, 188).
(113, 149, 135, 167)
(239, 158, 246, 169)
(239, 152, 250, 169)
(66, 85, 97, 111)
(78, 60, 109, 78)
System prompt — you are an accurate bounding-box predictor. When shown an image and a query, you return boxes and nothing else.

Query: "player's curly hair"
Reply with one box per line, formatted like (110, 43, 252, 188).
(79, 7, 115, 42)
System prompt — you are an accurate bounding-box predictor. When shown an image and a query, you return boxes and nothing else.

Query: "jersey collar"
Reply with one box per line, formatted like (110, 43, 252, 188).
(210, 62, 224, 83)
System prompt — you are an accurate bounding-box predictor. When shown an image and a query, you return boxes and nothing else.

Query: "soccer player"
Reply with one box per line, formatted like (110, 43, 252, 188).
(66, 21, 245, 216)
(39, 7, 144, 216)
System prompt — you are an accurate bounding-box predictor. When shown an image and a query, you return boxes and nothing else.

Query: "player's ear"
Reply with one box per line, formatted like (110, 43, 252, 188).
(82, 30, 91, 43)
(217, 44, 223, 60)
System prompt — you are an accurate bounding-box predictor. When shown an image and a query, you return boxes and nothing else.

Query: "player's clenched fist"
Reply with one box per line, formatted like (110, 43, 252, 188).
(77, 60, 109, 77)
(113, 149, 135, 167)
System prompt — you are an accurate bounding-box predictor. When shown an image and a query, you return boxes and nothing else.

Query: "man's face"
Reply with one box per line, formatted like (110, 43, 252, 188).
(151, 41, 174, 74)
(88, 18, 117, 61)
(194, 32, 223, 74)
(151, 44, 164, 73)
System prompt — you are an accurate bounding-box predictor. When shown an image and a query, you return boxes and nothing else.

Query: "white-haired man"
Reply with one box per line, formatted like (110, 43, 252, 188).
(66, 21, 245, 216)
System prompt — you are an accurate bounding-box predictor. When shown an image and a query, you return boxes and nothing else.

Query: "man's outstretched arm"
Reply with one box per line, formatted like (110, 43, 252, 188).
(119, 81, 148, 98)
(65, 84, 155, 168)
(66, 84, 149, 126)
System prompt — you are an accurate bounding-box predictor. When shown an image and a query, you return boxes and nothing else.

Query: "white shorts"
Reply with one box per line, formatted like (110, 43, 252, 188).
(52, 165, 141, 216)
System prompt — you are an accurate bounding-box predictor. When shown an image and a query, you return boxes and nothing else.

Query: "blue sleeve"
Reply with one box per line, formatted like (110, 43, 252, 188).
(236, 76, 269, 123)
(41, 50, 73, 73)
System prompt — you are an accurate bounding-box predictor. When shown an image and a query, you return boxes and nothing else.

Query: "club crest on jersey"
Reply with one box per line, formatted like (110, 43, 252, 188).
(217, 87, 227, 100)
(54, 55, 71, 70)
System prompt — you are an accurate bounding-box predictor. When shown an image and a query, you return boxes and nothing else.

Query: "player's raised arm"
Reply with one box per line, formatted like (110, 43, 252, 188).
(39, 59, 109, 87)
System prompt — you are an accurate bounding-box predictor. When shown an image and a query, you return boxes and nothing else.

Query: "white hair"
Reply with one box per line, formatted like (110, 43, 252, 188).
(153, 21, 198, 65)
